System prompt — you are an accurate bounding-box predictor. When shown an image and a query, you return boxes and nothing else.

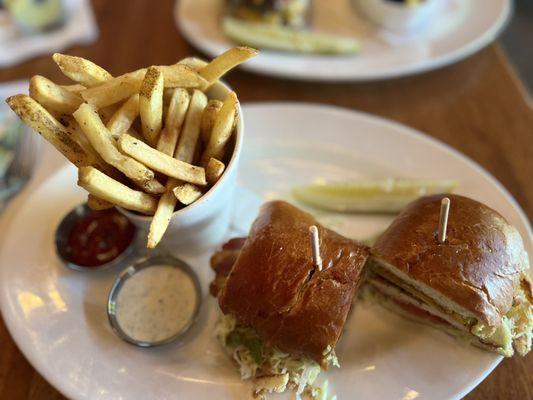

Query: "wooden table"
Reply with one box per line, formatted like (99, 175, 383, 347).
(0, 0, 531, 399)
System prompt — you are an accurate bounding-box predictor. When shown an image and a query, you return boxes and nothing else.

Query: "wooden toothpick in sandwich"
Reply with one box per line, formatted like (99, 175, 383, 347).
(438, 197, 451, 243)
(309, 225, 322, 271)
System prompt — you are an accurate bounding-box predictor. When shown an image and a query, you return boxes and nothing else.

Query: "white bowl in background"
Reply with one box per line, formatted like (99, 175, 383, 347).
(117, 80, 243, 250)
(355, 0, 441, 33)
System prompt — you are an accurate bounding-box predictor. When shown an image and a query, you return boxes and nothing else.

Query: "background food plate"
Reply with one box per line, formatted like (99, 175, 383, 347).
(0, 104, 530, 399)
(176, 0, 511, 81)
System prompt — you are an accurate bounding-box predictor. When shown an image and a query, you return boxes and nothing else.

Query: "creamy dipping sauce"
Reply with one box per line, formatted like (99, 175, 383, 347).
(115, 265, 197, 343)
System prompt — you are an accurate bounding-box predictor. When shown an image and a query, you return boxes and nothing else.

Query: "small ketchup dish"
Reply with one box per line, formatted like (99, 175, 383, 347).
(55, 203, 137, 271)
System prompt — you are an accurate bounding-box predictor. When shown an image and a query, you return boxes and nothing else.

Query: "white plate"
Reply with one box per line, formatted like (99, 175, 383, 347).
(176, 0, 511, 81)
(0, 104, 531, 400)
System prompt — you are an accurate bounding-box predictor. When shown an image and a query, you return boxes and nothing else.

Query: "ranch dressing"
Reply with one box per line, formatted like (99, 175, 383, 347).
(115, 265, 197, 343)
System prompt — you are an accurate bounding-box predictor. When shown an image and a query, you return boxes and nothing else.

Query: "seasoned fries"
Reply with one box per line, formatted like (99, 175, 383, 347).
(7, 95, 92, 167)
(199, 46, 258, 86)
(87, 194, 114, 210)
(79, 167, 157, 214)
(173, 183, 202, 205)
(206, 158, 226, 185)
(139, 67, 164, 145)
(148, 89, 206, 248)
(30, 75, 83, 114)
(7, 47, 257, 247)
(61, 116, 118, 177)
(53, 53, 112, 87)
(157, 88, 190, 155)
(176, 90, 207, 162)
(201, 91, 238, 165)
(118, 133, 206, 186)
(73, 103, 158, 188)
(81, 70, 145, 108)
(178, 57, 208, 71)
(200, 99, 223, 144)
(81, 65, 207, 108)
(61, 84, 86, 93)
(158, 64, 208, 88)
(106, 94, 140, 139)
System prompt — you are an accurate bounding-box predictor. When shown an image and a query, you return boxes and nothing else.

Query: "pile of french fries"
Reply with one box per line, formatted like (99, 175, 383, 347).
(6, 47, 258, 248)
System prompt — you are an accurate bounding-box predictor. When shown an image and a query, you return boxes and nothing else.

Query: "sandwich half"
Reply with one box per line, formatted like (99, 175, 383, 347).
(210, 200, 369, 398)
(367, 194, 532, 357)
(226, 0, 312, 29)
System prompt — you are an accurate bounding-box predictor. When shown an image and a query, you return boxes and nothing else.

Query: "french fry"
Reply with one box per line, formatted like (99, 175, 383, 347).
(198, 46, 258, 86)
(61, 116, 118, 177)
(147, 185, 175, 249)
(73, 103, 157, 188)
(200, 99, 222, 144)
(78, 167, 157, 215)
(139, 66, 164, 145)
(61, 84, 86, 93)
(87, 194, 114, 210)
(143, 178, 166, 194)
(158, 64, 208, 88)
(80, 63, 206, 108)
(6, 95, 91, 167)
(173, 183, 202, 205)
(165, 89, 191, 138)
(53, 53, 112, 87)
(201, 91, 237, 165)
(118, 133, 206, 186)
(178, 57, 208, 71)
(81, 69, 145, 108)
(146, 91, 207, 249)
(147, 90, 205, 248)
(157, 88, 190, 156)
(206, 157, 226, 185)
(106, 94, 140, 139)
(170, 89, 207, 208)
(175, 90, 207, 163)
(29, 75, 83, 114)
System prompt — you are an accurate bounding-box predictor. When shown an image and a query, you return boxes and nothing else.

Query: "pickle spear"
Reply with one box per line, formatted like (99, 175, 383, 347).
(292, 179, 458, 213)
(222, 17, 360, 55)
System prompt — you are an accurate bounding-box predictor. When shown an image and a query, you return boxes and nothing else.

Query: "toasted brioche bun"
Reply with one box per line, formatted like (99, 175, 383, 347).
(371, 194, 530, 327)
(218, 201, 369, 366)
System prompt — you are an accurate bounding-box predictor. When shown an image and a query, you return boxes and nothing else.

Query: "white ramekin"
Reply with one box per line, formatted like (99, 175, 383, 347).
(355, 0, 440, 33)
(117, 80, 243, 250)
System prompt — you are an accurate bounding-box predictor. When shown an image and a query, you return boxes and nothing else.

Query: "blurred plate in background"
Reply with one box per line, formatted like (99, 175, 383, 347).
(176, 0, 510, 81)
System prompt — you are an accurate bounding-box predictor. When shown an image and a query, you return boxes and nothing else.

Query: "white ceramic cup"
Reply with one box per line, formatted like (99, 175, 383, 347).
(117, 81, 243, 250)
(355, 0, 441, 33)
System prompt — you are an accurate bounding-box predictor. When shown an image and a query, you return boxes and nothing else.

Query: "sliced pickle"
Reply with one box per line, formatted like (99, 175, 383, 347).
(222, 17, 360, 55)
(292, 179, 458, 213)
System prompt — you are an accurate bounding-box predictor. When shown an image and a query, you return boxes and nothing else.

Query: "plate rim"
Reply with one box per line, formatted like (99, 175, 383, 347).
(1, 102, 530, 400)
(175, 0, 512, 81)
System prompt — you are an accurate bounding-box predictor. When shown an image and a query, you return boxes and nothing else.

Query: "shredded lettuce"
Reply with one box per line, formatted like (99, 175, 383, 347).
(215, 314, 337, 399)
(471, 286, 532, 357)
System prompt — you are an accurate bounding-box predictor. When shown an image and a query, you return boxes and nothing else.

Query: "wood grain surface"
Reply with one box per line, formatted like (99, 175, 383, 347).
(0, 0, 531, 399)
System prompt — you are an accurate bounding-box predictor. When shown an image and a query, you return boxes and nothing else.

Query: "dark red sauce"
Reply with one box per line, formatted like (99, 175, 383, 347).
(66, 209, 135, 267)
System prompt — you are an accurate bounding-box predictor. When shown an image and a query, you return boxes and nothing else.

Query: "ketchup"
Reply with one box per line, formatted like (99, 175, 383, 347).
(66, 209, 135, 267)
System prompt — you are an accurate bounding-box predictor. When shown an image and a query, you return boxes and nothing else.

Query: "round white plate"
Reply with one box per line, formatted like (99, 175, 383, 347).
(1, 104, 531, 400)
(176, 0, 511, 81)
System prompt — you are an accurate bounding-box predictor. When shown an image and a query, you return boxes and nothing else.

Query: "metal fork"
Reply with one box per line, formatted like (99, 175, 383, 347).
(0, 125, 40, 211)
